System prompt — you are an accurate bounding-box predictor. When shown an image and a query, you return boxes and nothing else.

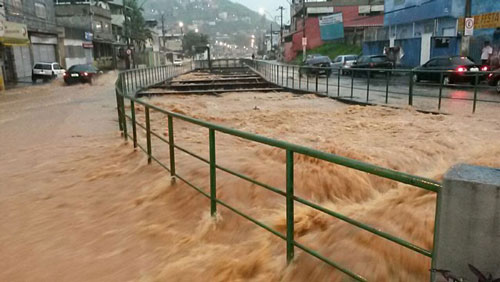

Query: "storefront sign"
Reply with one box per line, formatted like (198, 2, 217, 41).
(464, 18, 474, 36)
(0, 20, 29, 45)
(319, 13, 344, 40)
(30, 35, 57, 45)
(85, 32, 93, 41)
(307, 7, 334, 15)
(82, 42, 94, 48)
(459, 12, 500, 30)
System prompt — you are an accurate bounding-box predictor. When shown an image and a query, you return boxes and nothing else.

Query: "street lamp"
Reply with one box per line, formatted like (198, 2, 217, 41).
(179, 21, 184, 35)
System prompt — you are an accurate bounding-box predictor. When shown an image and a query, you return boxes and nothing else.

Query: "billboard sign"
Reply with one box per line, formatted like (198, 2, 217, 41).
(319, 13, 344, 41)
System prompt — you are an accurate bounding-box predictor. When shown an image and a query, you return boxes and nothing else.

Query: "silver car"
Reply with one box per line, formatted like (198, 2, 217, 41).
(331, 55, 358, 75)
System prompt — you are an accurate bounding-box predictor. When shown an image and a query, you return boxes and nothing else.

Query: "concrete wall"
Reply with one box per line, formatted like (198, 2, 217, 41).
(434, 164, 500, 282)
(5, 0, 58, 34)
(55, 5, 113, 42)
(384, 0, 456, 25)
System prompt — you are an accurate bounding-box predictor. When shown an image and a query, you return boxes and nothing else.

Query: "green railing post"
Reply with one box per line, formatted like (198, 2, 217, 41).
(350, 70, 354, 99)
(315, 72, 319, 93)
(408, 71, 414, 106)
(168, 115, 176, 182)
(306, 72, 309, 91)
(286, 66, 289, 87)
(337, 68, 341, 97)
(286, 149, 294, 264)
(145, 106, 152, 164)
(438, 72, 443, 111)
(472, 74, 479, 113)
(209, 128, 217, 216)
(131, 100, 137, 148)
(326, 70, 329, 96)
(366, 70, 370, 102)
(385, 71, 390, 104)
(115, 89, 123, 132)
(121, 94, 128, 141)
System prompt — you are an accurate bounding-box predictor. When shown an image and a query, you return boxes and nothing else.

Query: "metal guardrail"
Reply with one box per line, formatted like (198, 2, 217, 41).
(245, 59, 499, 114)
(115, 59, 442, 281)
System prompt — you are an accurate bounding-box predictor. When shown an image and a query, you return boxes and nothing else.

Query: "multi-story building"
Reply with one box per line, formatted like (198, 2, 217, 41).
(55, 0, 114, 69)
(2, 0, 59, 82)
(363, 0, 500, 67)
(284, 0, 384, 62)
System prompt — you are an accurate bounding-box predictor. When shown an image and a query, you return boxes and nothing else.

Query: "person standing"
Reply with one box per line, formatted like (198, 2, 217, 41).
(481, 41, 493, 65)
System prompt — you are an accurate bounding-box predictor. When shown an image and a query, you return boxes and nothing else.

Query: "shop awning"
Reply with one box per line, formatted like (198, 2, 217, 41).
(0, 21, 29, 46)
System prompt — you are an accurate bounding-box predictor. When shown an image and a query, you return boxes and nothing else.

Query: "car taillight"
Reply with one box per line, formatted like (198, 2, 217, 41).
(489, 73, 494, 78)
(369, 63, 374, 67)
(83, 72, 89, 76)
(481, 66, 489, 71)
(456, 66, 466, 73)
(63, 72, 68, 77)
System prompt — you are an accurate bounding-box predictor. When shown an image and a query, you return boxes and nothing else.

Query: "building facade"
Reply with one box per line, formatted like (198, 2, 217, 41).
(284, 0, 384, 62)
(55, 0, 114, 69)
(363, 0, 500, 67)
(2, 0, 58, 82)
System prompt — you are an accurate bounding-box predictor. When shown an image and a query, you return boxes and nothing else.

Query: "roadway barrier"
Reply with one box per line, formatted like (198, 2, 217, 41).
(244, 59, 499, 114)
(115, 60, 442, 281)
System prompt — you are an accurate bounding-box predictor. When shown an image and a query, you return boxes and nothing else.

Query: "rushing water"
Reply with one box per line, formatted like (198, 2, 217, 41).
(1, 72, 499, 281)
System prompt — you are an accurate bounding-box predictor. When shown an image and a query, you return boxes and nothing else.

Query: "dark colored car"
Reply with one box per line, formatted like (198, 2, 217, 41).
(487, 68, 500, 93)
(413, 56, 482, 85)
(352, 55, 393, 76)
(299, 56, 332, 77)
(64, 64, 100, 84)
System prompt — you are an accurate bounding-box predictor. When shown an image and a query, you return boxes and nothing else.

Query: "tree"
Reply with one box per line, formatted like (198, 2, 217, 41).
(182, 31, 209, 57)
(123, 0, 152, 50)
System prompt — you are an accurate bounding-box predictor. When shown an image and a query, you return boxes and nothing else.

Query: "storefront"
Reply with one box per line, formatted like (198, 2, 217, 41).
(0, 20, 30, 85)
(30, 33, 58, 64)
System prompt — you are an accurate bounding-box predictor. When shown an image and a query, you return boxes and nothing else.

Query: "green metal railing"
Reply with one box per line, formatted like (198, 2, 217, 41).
(244, 59, 500, 114)
(115, 61, 442, 281)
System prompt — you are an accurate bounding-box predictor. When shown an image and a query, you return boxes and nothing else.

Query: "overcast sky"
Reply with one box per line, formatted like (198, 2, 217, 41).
(231, 0, 291, 24)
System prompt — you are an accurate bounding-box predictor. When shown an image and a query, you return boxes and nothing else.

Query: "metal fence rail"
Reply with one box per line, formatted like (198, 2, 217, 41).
(115, 60, 442, 281)
(244, 59, 499, 114)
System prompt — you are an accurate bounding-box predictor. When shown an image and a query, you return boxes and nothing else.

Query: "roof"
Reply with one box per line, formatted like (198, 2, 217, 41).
(334, 6, 384, 27)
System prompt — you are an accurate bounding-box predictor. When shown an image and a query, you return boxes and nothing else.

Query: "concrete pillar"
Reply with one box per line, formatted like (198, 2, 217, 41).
(433, 164, 500, 282)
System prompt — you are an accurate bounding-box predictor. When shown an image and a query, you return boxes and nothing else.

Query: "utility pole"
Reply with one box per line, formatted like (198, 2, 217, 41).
(161, 12, 165, 50)
(270, 23, 273, 52)
(278, 6, 284, 44)
(461, 0, 472, 56)
(302, 3, 307, 62)
(277, 6, 284, 61)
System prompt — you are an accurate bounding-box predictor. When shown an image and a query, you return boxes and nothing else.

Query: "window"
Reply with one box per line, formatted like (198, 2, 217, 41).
(10, 0, 22, 15)
(437, 58, 452, 66)
(94, 21, 102, 32)
(426, 59, 437, 67)
(35, 2, 47, 19)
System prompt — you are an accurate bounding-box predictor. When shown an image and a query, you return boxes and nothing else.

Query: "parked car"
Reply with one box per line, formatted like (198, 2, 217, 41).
(351, 55, 393, 76)
(331, 55, 358, 75)
(32, 62, 65, 82)
(173, 59, 183, 67)
(487, 68, 500, 93)
(299, 56, 332, 77)
(63, 64, 100, 85)
(413, 56, 482, 85)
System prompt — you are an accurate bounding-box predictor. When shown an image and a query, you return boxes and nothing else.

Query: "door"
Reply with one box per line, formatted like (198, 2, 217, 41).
(13, 46, 32, 80)
(420, 59, 437, 81)
(32, 44, 56, 64)
(421, 33, 432, 65)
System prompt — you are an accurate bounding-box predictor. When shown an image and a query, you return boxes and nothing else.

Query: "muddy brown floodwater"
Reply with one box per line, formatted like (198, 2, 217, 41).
(1, 71, 500, 282)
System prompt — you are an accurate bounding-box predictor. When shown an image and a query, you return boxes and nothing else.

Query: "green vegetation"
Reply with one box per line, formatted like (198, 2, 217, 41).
(183, 31, 210, 56)
(292, 42, 362, 64)
(124, 0, 152, 48)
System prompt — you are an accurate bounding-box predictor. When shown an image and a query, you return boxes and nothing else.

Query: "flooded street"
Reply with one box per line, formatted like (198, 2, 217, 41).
(1, 71, 500, 281)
